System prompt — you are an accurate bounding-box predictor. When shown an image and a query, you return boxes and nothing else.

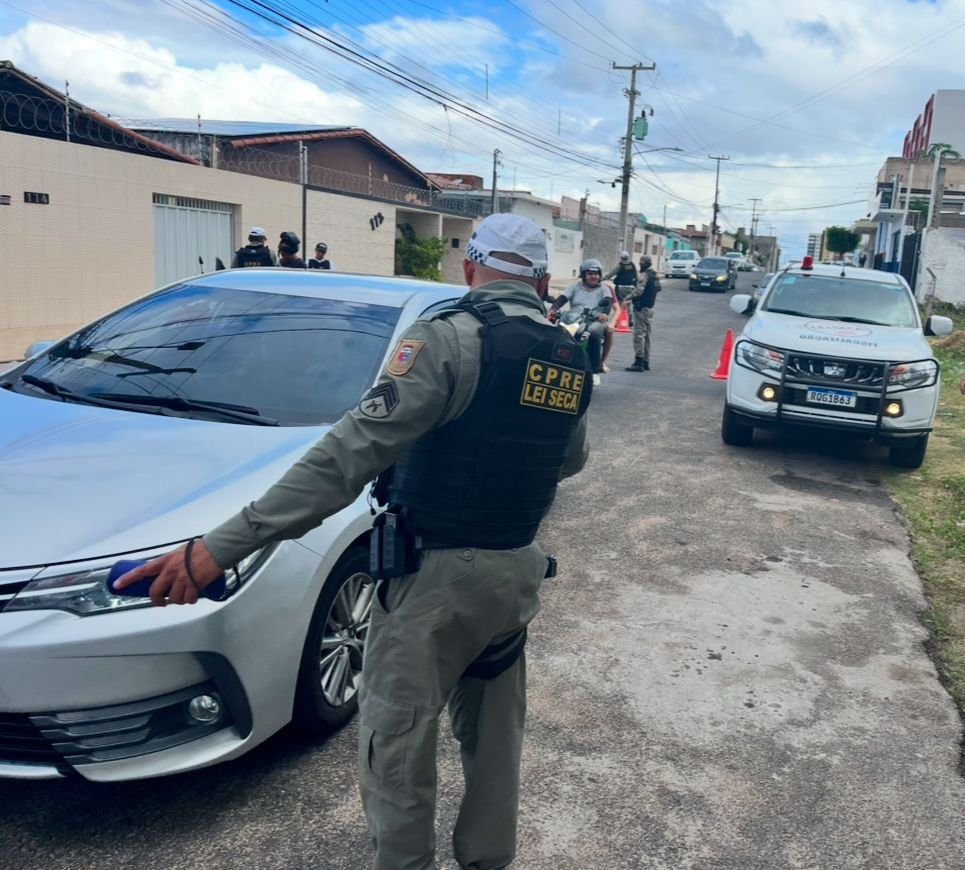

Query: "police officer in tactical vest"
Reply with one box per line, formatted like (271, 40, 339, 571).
(116, 213, 592, 870)
(230, 226, 278, 268)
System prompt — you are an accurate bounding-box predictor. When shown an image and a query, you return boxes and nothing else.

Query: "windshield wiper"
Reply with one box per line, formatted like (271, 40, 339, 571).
(766, 308, 817, 318)
(828, 315, 890, 326)
(87, 392, 279, 426)
(16, 374, 140, 409)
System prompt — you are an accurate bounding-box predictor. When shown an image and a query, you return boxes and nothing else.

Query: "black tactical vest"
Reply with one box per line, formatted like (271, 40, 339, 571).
(386, 300, 592, 549)
(236, 244, 274, 267)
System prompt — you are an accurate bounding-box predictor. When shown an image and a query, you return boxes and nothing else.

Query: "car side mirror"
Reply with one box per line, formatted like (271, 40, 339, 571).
(24, 340, 55, 358)
(925, 315, 953, 337)
(752, 283, 759, 288)
(729, 294, 752, 314)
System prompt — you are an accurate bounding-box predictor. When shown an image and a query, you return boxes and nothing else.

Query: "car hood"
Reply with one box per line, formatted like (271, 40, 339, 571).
(694, 268, 728, 276)
(743, 312, 932, 362)
(0, 390, 330, 568)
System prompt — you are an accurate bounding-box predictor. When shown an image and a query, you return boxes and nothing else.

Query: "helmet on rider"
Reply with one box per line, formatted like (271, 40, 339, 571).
(580, 258, 603, 286)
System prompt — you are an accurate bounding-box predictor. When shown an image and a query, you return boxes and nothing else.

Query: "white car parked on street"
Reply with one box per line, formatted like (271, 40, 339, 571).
(0, 269, 463, 781)
(722, 260, 953, 468)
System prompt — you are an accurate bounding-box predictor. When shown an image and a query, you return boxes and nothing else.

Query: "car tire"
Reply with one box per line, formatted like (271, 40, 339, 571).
(293, 545, 374, 734)
(888, 435, 928, 469)
(721, 405, 754, 446)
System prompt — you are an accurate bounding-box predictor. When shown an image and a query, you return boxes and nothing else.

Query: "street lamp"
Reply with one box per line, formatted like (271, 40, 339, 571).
(617, 146, 683, 256)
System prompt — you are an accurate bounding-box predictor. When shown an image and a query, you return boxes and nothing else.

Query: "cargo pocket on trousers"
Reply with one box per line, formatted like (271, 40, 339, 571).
(360, 693, 416, 788)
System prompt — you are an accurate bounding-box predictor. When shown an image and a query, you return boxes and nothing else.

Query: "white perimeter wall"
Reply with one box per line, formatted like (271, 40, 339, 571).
(0, 131, 301, 360)
(920, 227, 965, 306)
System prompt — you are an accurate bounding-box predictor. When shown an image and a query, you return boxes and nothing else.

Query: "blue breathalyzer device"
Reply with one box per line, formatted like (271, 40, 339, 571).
(107, 560, 228, 601)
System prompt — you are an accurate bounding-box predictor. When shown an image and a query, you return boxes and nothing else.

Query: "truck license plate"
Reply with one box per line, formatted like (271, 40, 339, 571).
(806, 387, 856, 408)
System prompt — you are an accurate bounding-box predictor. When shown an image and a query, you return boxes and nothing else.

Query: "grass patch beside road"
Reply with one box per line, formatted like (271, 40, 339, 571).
(887, 301, 965, 710)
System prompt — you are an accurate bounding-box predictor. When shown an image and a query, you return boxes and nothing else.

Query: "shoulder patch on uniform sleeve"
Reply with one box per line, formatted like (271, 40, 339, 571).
(386, 339, 426, 376)
(359, 382, 399, 418)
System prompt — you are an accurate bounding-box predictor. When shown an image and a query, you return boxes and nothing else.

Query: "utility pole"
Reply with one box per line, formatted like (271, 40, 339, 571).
(613, 62, 656, 256)
(767, 224, 778, 271)
(748, 197, 762, 261)
(491, 148, 501, 215)
(708, 155, 729, 255)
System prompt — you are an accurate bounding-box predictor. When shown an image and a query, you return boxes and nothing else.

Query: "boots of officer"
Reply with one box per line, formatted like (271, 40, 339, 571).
(625, 356, 646, 372)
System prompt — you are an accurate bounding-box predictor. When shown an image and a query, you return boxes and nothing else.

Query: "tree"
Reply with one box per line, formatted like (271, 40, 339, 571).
(394, 223, 446, 281)
(824, 226, 860, 260)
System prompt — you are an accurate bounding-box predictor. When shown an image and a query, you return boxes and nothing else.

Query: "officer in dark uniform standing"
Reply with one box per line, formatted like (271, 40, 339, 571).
(117, 213, 591, 870)
(625, 255, 662, 372)
(230, 226, 278, 267)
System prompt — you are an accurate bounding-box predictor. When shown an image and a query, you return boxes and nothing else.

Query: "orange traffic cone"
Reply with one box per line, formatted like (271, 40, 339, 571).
(710, 329, 735, 380)
(615, 303, 631, 334)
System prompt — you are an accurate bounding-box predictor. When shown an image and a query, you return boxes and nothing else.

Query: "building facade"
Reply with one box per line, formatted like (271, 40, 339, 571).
(902, 90, 965, 158)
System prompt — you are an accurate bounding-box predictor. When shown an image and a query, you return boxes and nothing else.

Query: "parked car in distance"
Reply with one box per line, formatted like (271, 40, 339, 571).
(722, 260, 954, 468)
(688, 257, 736, 292)
(665, 249, 701, 278)
(0, 268, 464, 781)
(724, 252, 746, 271)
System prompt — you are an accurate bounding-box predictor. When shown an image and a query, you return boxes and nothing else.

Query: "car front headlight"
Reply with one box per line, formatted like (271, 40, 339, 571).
(735, 340, 784, 376)
(715, 275, 727, 282)
(7, 545, 273, 616)
(888, 359, 939, 391)
(689, 273, 698, 279)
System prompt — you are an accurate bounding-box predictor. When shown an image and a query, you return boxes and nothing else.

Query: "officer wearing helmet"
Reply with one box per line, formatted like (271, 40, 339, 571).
(604, 250, 639, 301)
(625, 255, 662, 372)
(550, 258, 616, 384)
(116, 213, 591, 870)
(231, 226, 278, 268)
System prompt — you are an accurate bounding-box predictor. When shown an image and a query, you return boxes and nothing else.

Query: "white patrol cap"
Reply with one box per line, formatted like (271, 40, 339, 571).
(465, 213, 549, 279)
(248, 226, 268, 239)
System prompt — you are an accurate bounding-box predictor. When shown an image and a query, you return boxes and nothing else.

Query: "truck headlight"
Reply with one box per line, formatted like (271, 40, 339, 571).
(7, 546, 272, 616)
(888, 360, 938, 390)
(735, 340, 784, 376)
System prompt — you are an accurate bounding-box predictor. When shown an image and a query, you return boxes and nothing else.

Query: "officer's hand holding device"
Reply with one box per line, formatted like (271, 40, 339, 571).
(112, 538, 224, 606)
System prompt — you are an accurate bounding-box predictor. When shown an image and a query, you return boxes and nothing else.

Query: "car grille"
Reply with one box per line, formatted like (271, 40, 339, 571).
(0, 713, 64, 767)
(786, 354, 886, 388)
(1, 682, 232, 768)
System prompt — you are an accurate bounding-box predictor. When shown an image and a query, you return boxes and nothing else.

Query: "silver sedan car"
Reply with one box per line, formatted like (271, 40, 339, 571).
(0, 269, 464, 781)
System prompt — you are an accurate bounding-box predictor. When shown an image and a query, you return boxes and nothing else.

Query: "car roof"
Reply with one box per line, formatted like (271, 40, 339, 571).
(777, 263, 908, 286)
(181, 268, 466, 308)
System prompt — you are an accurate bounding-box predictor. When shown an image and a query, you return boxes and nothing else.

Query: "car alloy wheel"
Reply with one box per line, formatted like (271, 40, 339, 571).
(294, 547, 374, 732)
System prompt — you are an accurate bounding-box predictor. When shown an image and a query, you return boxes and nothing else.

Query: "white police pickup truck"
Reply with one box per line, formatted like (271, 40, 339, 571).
(722, 259, 953, 468)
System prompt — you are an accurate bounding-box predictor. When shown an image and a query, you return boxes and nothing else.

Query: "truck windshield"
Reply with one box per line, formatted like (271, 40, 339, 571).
(763, 274, 918, 328)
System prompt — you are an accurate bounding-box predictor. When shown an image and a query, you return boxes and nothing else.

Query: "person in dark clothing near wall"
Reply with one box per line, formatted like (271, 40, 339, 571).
(278, 231, 307, 269)
(231, 226, 278, 268)
(308, 242, 333, 270)
(625, 256, 661, 372)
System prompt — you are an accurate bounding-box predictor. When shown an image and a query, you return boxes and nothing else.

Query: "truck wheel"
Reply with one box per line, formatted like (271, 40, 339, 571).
(889, 435, 928, 469)
(293, 546, 374, 734)
(721, 405, 754, 446)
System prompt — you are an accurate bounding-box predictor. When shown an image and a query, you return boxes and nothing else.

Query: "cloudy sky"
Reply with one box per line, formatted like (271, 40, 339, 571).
(2, 0, 965, 258)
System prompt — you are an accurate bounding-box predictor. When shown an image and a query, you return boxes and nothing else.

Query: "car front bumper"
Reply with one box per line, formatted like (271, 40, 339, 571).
(725, 358, 939, 443)
(0, 540, 323, 781)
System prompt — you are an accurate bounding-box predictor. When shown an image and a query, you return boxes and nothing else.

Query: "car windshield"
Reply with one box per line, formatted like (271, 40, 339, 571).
(11, 283, 402, 426)
(670, 252, 694, 260)
(762, 274, 918, 327)
(698, 258, 729, 270)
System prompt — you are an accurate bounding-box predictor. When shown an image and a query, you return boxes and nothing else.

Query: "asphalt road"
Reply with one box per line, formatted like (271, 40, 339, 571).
(3, 273, 964, 870)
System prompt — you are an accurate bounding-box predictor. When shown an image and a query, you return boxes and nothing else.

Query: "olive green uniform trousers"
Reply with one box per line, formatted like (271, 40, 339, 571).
(359, 543, 547, 870)
(631, 306, 654, 364)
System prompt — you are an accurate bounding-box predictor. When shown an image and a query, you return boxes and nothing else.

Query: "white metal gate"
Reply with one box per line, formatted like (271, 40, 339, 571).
(153, 194, 234, 286)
